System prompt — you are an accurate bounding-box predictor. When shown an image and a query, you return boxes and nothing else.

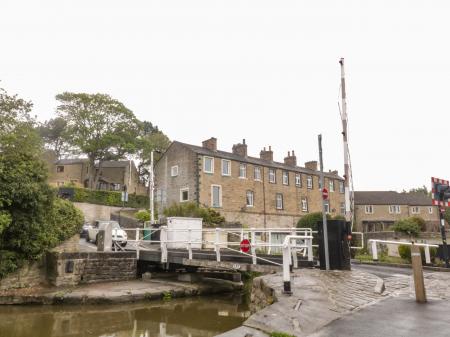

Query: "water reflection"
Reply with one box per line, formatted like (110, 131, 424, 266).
(0, 294, 250, 337)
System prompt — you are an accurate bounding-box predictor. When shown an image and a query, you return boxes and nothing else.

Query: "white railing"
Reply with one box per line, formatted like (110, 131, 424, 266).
(368, 239, 439, 264)
(121, 226, 314, 266)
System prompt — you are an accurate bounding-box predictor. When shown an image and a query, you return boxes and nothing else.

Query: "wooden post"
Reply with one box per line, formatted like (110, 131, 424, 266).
(411, 244, 427, 303)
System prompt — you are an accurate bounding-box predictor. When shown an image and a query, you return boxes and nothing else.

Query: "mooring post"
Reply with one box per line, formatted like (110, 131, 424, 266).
(160, 226, 168, 263)
(282, 238, 292, 295)
(215, 228, 221, 262)
(411, 243, 427, 303)
(187, 228, 193, 260)
(371, 240, 378, 261)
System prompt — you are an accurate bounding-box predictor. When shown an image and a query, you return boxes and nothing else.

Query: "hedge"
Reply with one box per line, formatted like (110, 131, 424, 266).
(70, 187, 149, 209)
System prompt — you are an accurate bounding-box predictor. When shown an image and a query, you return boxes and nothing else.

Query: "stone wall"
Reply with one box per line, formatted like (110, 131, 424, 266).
(0, 258, 46, 291)
(46, 251, 137, 287)
(249, 275, 276, 313)
(74, 202, 126, 224)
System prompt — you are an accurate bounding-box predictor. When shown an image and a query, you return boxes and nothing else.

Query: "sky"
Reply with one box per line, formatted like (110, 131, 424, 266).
(1, 0, 449, 192)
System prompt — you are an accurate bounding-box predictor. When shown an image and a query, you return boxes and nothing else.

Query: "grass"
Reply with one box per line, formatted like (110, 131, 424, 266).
(270, 332, 295, 337)
(355, 253, 410, 264)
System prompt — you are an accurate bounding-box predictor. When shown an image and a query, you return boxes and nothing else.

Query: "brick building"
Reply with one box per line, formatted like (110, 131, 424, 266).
(155, 138, 345, 228)
(48, 157, 147, 195)
(354, 191, 440, 232)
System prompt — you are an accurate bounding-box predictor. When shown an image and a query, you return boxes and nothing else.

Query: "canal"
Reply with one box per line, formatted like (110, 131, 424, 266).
(0, 294, 250, 337)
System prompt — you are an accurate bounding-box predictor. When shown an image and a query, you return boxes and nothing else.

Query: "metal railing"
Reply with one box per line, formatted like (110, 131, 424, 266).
(368, 239, 439, 264)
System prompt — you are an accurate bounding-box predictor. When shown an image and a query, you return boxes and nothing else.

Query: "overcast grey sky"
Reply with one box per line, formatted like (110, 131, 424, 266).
(1, 0, 449, 191)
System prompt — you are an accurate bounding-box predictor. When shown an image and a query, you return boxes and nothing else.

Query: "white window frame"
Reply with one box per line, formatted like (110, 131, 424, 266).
(276, 193, 284, 210)
(411, 206, 420, 214)
(254, 166, 262, 181)
(428, 207, 433, 214)
(365, 205, 374, 214)
(171, 165, 179, 177)
(389, 205, 401, 214)
(340, 202, 345, 215)
(329, 179, 335, 192)
(301, 197, 308, 212)
(239, 163, 247, 179)
(282, 171, 289, 185)
(211, 184, 222, 208)
(180, 188, 189, 202)
(246, 190, 254, 207)
(324, 201, 330, 214)
(295, 173, 301, 187)
(307, 176, 313, 189)
(269, 169, 276, 183)
(203, 156, 214, 174)
(221, 159, 231, 176)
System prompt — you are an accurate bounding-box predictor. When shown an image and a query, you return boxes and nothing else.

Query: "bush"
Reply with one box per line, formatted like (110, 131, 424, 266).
(135, 210, 151, 223)
(391, 218, 420, 237)
(163, 202, 225, 226)
(398, 245, 411, 261)
(297, 212, 345, 231)
(409, 216, 427, 232)
(49, 198, 84, 242)
(70, 187, 149, 208)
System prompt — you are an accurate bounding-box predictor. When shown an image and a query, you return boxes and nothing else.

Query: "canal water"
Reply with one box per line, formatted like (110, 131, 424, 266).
(0, 294, 250, 337)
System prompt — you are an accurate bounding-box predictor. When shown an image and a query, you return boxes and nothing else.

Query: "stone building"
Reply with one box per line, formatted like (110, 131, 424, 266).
(354, 191, 440, 232)
(48, 158, 147, 195)
(155, 138, 345, 228)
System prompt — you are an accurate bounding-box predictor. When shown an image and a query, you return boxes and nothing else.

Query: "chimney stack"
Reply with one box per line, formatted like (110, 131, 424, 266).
(260, 146, 273, 162)
(284, 150, 297, 167)
(232, 139, 248, 157)
(305, 160, 318, 171)
(202, 137, 217, 151)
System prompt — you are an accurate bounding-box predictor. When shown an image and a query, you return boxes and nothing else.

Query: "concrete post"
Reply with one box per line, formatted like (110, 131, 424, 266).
(411, 244, 427, 303)
(187, 228, 193, 260)
(97, 223, 112, 252)
(251, 230, 257, 265)
(307, 236, 313, 262)
(215, 228, 221, 262)
(424, 245, 431, 264)
(282, 240, 292, 295)
(371, 241, 378, 261)
(160, 226, 168, 263)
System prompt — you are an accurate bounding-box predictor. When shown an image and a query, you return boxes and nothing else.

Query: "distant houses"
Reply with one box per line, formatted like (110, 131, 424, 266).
(154, 137, 345, 228)
(354, 191, 440, 232)
(46, 152, 147, 196)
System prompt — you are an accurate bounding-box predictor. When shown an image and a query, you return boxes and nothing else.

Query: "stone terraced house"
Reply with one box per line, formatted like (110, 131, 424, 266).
(155, 137, 346, 228)
(354, 191, 440, 232)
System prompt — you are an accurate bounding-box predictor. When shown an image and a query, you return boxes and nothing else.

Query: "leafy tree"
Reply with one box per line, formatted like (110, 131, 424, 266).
(56, 92, 141, 189)
(409, 216, 427, 232)
(391, 218, 420, 238)
(402, 185, 430, 196)
(37, 117, 68, 159)
(135, 209, 151, 223)
(0, 88, 83, 278)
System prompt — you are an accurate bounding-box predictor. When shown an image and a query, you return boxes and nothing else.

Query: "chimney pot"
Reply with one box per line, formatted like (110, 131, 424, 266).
(232, 139, 248, 157)
(284, 150, 297, 167)
(260, 146, 274, 162)
(305, 161, 318, 171)
(202, 137, 217, 151)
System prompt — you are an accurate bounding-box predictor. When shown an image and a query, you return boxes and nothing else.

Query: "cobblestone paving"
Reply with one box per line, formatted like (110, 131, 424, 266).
(385, 272, 450, 300)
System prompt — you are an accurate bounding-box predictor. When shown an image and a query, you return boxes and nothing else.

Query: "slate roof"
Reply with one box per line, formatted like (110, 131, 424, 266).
(354, 191, 433, 206)
(173, 141, 344, 180)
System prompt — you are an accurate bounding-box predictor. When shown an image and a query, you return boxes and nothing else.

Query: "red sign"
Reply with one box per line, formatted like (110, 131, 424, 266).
(240, 239, 251, 253)
(322, 188, 329, 200)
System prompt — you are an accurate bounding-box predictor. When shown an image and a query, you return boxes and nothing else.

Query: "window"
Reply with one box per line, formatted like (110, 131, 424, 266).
(211, 185, 222, 208)
(340, 202, 346, 215)
(324, 201, 330, 214)
(411, 206, 420, 214)
(301, 197, 308, 212)
(282, 171, 289, 185)
(276, 193, 283, 210)
(329, 179, 335, 192)
(295, 173, 301, 187)
(239, 163, 247, 178)
(246, 190, 254, 207)
(221, 160, 231, 176)
(254, 166, 262, 181)
(365, 205, 374, 214)
(171, 165, 179, 177)
(203, 156, 214, 173)
(307, 176, 313, 189)
(269, 169, 276, 183)
(57, 166, 64, 173)
(339, 181, 345, 193)
(389, 205, 401, 214)
(429, 207, 433, 214)
(180, 188, 189, 202)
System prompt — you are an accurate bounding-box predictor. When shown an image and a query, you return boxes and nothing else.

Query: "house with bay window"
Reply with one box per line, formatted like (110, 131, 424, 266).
(154, 137, 345, 228)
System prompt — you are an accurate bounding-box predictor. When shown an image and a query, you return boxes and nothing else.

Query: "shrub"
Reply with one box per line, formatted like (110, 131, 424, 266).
(70, 187, 149, 208)
(391, 218, 420, 237)
(409, 216, 427, 232)
(135, 210, 151, 223)
(163, 202, 225, 226)
(398, 245, 411, 261)
(296, 212, 344, 231)
(49, 198, 84, 242)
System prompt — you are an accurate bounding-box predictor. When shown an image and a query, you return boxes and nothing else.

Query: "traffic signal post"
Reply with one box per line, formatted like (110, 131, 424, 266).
(431, 177, 450, 268)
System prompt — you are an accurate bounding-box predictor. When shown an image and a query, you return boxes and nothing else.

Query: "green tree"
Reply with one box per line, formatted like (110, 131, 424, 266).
(391, 218, 421, 238)
(56, 92, 141, 189)
(163, 202, 225, 226)
(37, 117, 68, 159)
(402, 185, 430, 196)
